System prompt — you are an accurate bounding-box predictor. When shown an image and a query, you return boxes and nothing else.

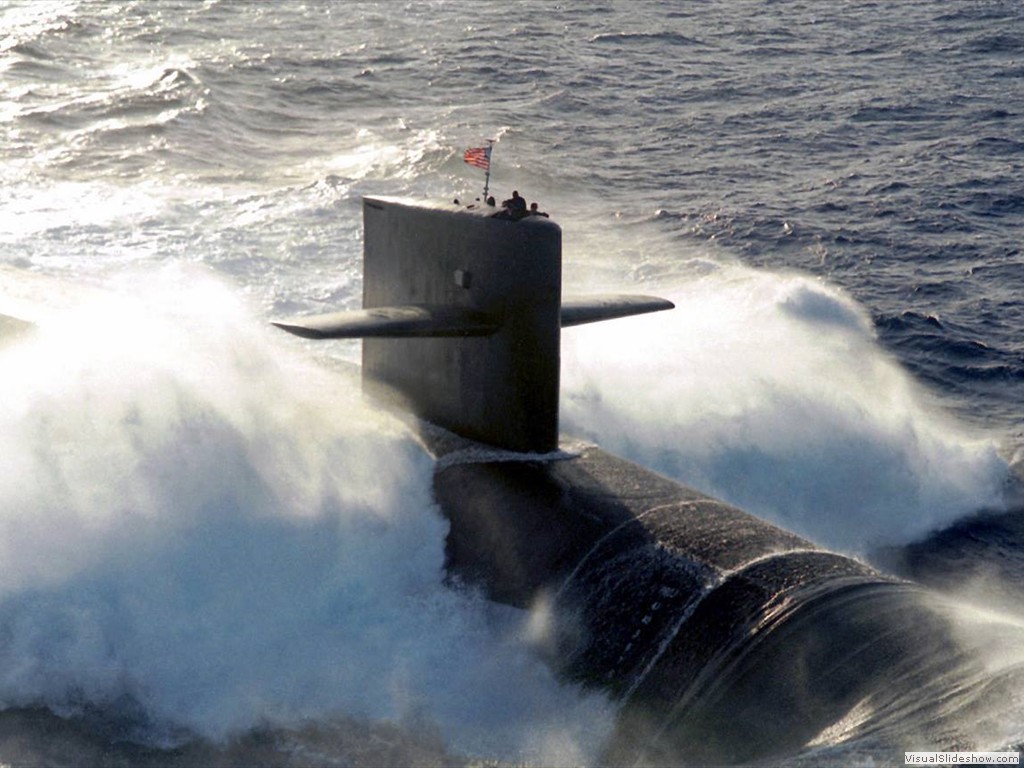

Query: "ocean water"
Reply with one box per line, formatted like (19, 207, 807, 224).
(1, 0, 1023, 765)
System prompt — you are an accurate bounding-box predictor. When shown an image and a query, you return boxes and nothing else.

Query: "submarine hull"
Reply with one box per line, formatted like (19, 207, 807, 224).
(430, 433, 974, 764)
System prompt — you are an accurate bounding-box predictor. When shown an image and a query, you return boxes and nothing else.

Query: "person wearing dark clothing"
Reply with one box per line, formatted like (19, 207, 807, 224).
(491, 190, 546, 220)
(502, 190, 527, 213)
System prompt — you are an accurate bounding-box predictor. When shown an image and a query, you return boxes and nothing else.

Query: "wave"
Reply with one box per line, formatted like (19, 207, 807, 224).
(0, 2, 83, 55)
(0, 267, 612, 763)
(560, 261, 1010, 554)
(588, 31, 704, 47)
(12, 58, 208, 178)
(963, 32, 1024, 54)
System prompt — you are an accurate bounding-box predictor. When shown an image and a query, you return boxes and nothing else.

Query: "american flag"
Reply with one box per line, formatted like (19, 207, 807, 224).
(463, 145, 491, 171)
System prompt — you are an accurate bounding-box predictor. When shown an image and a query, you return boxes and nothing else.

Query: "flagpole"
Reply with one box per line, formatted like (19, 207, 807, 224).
(483, 139, 494, 200)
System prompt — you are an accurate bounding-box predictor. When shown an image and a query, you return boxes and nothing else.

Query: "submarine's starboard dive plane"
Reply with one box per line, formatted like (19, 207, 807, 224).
(271, 198, 987, 765)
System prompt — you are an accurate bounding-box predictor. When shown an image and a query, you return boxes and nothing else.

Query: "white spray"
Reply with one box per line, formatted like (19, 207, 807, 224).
(0, 266, 612, 763)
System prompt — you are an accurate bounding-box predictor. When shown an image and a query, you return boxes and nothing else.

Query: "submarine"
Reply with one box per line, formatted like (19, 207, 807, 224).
(271, 197, 994, 765)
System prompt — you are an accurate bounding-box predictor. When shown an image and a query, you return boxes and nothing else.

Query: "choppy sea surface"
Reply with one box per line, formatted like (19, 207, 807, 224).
(1, 1, 1024, 765)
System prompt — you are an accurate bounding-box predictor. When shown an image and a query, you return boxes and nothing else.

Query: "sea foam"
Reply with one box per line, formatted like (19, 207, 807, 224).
(561, 260, 1010, 554)
(0, 266, 612, 762)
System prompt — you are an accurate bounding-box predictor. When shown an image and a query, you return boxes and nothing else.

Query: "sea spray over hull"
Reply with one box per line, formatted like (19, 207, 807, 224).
(0, 268, 614, 766)
(430, 432, 1010, 763)
(264, 195, 1022, 763)
(0, 269, 1022, 765)
(560, 264, 1011, 553)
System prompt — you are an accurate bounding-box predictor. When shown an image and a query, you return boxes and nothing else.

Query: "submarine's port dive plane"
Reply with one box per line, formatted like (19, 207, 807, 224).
(273, 198, 987, 765)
